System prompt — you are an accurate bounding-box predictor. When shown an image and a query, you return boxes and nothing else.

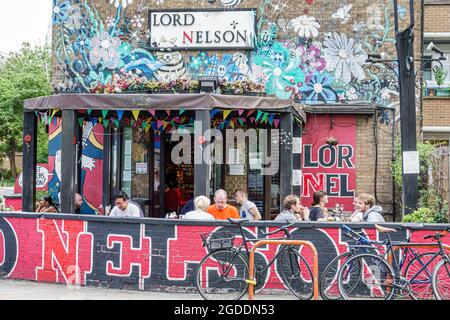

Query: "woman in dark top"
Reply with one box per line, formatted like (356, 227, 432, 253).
(309, 190, 328, 221)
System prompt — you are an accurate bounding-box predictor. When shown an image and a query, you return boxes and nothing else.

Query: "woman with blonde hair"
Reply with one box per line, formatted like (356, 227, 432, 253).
(184, 196, 215, 220)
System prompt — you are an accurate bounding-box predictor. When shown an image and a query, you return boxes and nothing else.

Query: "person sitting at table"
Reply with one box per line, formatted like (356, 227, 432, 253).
(36, 195, 59, 213)
(109, 191, 141, 218)
(349, 196, 361, 222)
(179, 197, 195, 217)
(234, 189, 262, 221)
(184, 196, 215, 220)
(309, 190, 328, 221)
(351, 193, 385, 223)
(207, 189, 240, 220)
(275, 195, 310, 222)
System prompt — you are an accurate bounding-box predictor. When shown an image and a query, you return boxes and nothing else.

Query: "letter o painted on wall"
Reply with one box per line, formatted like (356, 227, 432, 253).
(0, 218, 18, 277)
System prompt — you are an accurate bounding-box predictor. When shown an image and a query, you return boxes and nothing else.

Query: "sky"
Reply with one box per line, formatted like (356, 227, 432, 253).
(0, 0, 52, 57)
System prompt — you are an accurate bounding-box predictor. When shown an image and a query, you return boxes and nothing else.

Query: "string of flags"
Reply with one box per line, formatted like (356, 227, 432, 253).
(34, 108, 281, 132)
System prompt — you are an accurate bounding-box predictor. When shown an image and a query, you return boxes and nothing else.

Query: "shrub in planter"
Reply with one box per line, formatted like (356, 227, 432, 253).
(402, 207, 435, 223)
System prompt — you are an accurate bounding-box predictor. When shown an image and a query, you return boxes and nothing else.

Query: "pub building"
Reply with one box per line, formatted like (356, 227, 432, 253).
(19, 0, 397, 220)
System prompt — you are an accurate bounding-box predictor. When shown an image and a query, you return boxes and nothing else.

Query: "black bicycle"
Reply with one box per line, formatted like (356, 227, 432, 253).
(320, 223, 435, 300)
(195, 219, 314, 300)
(337, 225, 450, 300)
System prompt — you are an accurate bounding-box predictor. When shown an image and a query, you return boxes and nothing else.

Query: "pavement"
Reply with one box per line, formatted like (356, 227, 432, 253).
(0, 279, 296, 300)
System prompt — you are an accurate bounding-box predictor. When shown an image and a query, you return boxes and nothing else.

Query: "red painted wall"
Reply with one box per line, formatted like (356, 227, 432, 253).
(0, 214, 448, 296)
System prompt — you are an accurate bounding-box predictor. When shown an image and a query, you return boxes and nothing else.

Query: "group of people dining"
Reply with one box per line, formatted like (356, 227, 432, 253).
(34, 188, 385, 223)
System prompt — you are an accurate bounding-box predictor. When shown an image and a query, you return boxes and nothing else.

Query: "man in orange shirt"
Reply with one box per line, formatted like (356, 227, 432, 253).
(207, 189, 240, 220)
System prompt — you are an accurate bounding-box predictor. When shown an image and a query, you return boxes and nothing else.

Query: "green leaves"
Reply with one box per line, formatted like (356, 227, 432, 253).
(0, 44, 52, 174)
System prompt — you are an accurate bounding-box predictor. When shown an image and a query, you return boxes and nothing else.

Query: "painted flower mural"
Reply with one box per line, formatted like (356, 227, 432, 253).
(300, 72, 337, 104)
(89, 32, 122, 70)
(288, 16, 320, 38)
(110, 0, 133, 8)
(52, 0, 71, 24)
(253, 42, 305, 99)
(297, 43, 326, 83)
(323, 32, 367, 84)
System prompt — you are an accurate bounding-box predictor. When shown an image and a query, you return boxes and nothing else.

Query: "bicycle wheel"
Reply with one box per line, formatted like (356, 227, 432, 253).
(278, 247, 314, 300)
(195, 249, 249, 300)
(320, 251, 358, 300)
(432, 258, 450, 300)
(404, 253, 438, 300)
(338, 253, 396, 300)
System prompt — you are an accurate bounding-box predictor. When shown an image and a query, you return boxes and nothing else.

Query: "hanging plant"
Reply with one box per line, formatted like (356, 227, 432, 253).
(325, 136, 339, 146)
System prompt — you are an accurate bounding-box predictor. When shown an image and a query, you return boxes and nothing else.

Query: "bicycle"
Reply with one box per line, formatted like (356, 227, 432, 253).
(320, 223, 437, 300)
(195, 218, 314, 300)
(337, 225, 450, 300)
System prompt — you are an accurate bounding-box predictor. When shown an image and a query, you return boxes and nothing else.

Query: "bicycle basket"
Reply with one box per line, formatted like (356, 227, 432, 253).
(201, 231, 235, 251)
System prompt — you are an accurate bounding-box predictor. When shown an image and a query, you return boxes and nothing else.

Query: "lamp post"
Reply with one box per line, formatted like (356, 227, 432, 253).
(368, 1, 446, 215)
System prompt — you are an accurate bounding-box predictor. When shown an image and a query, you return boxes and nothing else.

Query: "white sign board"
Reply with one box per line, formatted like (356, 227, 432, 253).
(293, 138, 302, 154)
(292, 170, 302, 186)
(136, 163, 148, 175)
(403, 151, 420, 174)
(149, 9, 256, 50)
(18, 166, 49, 189)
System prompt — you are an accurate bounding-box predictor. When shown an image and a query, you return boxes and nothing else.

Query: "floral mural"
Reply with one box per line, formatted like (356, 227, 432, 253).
(52, 0, 402, 122)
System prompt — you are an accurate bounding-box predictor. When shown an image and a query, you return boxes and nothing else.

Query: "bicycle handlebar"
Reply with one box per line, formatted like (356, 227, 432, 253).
(423, 226, 450, 240)
(261, 222, 296, 237)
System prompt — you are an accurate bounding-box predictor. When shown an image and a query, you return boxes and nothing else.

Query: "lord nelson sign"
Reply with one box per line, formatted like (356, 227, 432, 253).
(149, 9, 256, 50)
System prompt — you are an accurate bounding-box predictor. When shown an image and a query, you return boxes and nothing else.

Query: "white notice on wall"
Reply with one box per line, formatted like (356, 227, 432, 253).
(125, 140, 132, 155)
(123, 171, 132, 182)
(292, 170, 302, 186)
(293, 137, 302, 154)
(403, 151, 420, 174)
(229, 164, 245, 176)
(136, 163, 148, 174)
(124, 156, 132, 170)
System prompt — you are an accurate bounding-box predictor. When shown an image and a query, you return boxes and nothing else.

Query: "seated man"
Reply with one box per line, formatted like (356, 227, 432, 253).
(275, 195, 309, 222)
(74, 193, 83, 214)
(109, 191, 141, 218)
(234, 189, 262, 221)
(351, 193, 385, 223)
(207, 189, 240, 220)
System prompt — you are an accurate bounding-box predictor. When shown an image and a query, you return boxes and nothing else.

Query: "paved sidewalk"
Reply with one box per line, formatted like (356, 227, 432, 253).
(0, 279, 295, 300)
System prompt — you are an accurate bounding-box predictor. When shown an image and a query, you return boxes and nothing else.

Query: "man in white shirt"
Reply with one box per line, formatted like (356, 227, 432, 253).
(234, 190, 262, 221)
(109, 191, 141, 218)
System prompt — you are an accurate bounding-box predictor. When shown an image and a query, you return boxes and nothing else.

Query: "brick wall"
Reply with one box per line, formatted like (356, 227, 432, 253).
(0, 213, 447, 295)
(423, 97, 450, 126)
(424, 3, 450, 33)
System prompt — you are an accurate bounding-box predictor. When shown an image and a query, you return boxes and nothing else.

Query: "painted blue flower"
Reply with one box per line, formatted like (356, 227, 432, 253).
(253, 42, 305, 99)
(205, 55, 240, 81)
(52, 0, 71, 24)
(73, 37, 90, 53)
(300, 72, 337, 104)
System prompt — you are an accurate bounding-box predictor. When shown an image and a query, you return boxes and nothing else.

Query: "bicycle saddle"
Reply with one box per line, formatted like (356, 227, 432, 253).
(375, 224, 397, 233)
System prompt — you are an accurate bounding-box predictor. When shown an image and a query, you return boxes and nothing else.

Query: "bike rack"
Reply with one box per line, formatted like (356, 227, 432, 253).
(247, 240, 319, 301)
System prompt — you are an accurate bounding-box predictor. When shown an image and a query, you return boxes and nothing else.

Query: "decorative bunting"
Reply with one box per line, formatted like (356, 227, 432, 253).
(148, 109, 156, 117)
(114, 119, 120, 128)
(256, 111, 263, 123)
(103, 119, 110, 129)
(98, 117, 103, 124)
(132, 110, 140, 121)
(247, 110, 256, 117)
(101, 110, 108, 119)
(250, 117, 256, 123)
(268, 113, 275, 125)
(274, 119, 280, 128)
(238, 109, 245, 116)
(261, 112, 269, 123)
(116, 110, 124, 121)
(78, 118, 84, 128)
(87, 109, 92, 115)
(179, 108, 186, 115)
(210, 109, 222, 118)
(157, 120, 163, 129)
(223, 110, 232, 120)
(238, 118, 244, 126)
(230, 119, 235, 129)
(166, 110, 171, 117)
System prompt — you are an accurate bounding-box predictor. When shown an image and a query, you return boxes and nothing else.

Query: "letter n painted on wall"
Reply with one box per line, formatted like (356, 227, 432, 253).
(36, 219, 93, 285)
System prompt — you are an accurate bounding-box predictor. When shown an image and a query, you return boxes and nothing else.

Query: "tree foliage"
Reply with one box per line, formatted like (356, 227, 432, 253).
(0, 43, 52, 177)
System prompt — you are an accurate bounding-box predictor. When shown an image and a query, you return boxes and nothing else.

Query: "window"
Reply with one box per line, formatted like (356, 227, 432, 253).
(424, 42, 450, 85)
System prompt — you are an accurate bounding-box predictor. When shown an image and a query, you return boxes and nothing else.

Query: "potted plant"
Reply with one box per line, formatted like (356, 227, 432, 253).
(433, 68, 449, 96)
